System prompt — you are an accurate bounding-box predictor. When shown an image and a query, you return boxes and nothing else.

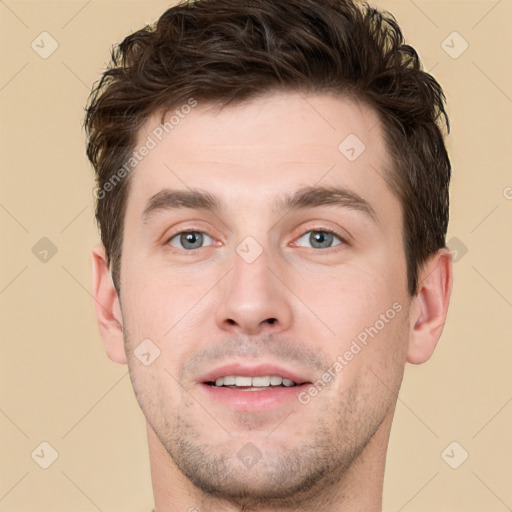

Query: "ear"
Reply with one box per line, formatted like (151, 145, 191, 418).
(407, 247, 453, 364)
(91, 243, 127, 364)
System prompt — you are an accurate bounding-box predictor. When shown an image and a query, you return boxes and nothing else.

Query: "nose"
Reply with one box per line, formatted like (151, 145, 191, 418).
(215, 245, 293, 336)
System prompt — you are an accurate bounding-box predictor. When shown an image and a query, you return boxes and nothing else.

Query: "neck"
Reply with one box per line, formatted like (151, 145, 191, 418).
(148, 411, 393, 512)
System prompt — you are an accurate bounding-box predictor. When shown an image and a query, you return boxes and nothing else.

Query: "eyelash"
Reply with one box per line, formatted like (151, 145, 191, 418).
(164, 227, 348, 253)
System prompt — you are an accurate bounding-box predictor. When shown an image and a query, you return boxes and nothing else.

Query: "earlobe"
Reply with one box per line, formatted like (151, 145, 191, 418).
(91, 244, 127, 365)
(406, 247, 453, 364)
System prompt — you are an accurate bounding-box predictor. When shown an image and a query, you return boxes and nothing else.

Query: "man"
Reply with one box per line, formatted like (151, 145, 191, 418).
(85, 0, 453, 510)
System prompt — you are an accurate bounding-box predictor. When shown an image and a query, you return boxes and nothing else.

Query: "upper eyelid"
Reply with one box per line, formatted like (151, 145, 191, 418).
(295, 228, 345, 242)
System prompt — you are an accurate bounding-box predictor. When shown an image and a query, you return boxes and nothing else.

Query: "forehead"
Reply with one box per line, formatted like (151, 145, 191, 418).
(125, 92, 396, 222)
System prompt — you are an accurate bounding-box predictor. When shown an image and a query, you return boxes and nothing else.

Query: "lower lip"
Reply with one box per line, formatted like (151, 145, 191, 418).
(199, 383, 310, 412)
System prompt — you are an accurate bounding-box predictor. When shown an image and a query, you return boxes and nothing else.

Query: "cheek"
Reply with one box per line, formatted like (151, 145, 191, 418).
(319, 303, 408, 414)
(291, 253, 404, 335)
(303, 261, 408, 386)
(121, 280, 169, 336)
(119, 262, 210, 375)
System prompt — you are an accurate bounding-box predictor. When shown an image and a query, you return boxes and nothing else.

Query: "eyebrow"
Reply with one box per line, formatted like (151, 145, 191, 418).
(141, 185, 377, 224)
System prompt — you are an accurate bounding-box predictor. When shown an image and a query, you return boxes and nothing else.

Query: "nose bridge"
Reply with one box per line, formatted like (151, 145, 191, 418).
(231, 231, 276, 302)
(229, 205, 276, 278)
(215, 227, 293, 335)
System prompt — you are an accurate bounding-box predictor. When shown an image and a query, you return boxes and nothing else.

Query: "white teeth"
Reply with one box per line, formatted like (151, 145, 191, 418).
(270, 376, 283, 386)
(235, 376, 252, 387)
(252, 376, 271, 386)
(211, 375, 298, 387)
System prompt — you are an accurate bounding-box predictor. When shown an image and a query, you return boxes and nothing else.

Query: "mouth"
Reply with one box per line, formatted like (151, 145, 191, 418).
(198, 364, 313, 411)
(205, 375, 306, 390)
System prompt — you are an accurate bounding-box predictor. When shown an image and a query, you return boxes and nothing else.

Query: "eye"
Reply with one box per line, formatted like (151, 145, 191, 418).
(167, 230, 214, 251)
(165, 228, 346, 252)
(294, 229, 345, 250)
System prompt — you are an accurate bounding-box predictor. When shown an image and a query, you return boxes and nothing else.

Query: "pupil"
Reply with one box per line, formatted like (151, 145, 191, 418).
(311, 231, 332, 248)
(182, 232, 202, 249)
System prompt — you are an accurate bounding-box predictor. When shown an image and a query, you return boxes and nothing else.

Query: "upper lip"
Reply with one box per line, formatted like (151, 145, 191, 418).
(198, 362, 313, 385)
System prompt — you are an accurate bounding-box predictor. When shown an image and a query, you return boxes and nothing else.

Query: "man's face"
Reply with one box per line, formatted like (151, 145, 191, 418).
(118, 92, 412, 503)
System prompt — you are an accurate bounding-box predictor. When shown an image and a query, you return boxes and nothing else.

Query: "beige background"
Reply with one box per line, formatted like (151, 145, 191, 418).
(1, 0, 511, 510)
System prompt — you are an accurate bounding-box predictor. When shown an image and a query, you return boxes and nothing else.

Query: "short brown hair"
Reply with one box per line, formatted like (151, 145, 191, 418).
(84, 0, 450, 297)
